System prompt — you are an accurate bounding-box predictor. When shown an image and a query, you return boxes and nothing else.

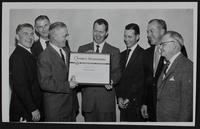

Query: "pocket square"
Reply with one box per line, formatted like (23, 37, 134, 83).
(169, 76, 175, 81)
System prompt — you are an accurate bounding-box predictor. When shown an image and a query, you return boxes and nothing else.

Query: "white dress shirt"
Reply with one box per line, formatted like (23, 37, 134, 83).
(93, 41, 105, 53)
(50, 43, 66, 63)
(126, 44, 138, 66)
(18, 43, 32, 54)
(40, 38, 48, 50)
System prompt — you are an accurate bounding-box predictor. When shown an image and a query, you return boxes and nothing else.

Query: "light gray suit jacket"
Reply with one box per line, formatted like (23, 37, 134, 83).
(157, 53, 193, 122)
(37, 45, 78, 121)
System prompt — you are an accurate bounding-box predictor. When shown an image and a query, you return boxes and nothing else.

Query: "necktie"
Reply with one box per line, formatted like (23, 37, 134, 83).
(45, 41, 49, 46)
(96, 45, 100, 53)
(163, 59, 170, 78)
(125, 49, 131, 65)
(59, 49, 65, 63)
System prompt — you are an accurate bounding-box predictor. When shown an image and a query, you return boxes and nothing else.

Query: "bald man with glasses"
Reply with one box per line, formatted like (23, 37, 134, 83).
(156, 31, 193, 122)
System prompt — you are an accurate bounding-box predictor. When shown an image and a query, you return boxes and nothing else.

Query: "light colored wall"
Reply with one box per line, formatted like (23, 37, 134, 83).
(9, 9, 194, 122)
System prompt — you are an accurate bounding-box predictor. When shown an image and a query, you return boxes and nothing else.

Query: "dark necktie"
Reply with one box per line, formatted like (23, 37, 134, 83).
(125, 49, 131, 64)
(163, 59, 170, 77)
(96, 45, 100, 53)
(59, 49, 65, 63)
(45, 41, 49, 46)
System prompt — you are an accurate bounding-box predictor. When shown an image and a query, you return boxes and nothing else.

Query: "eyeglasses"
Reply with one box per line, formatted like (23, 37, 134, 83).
(160, 41, 175, 46)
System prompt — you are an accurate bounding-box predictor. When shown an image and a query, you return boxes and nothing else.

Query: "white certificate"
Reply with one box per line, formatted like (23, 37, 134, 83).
(68, 52, 110, 85)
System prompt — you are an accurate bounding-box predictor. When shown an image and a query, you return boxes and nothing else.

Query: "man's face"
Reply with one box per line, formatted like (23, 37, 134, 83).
(160, 34, 175, 59)
(124, 29, 139, 48)
(53, 27, 69, 48)
(17, 27, 34, 48)
(93, 23, 108, 44)
(147, 21, 164, 46)
(35, 19, 50, 39)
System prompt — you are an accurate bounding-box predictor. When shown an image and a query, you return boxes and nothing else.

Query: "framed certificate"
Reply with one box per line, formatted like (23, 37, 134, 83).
(68, 52, 110, 85)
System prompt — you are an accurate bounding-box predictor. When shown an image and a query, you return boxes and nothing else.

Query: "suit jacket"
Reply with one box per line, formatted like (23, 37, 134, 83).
(157, 53, 193, 122)
(31, 39, 44, 59)
(37, 44, 78, 121)
(142, 45, 164, 121)
(116, 45, 145, 109)
(78, 42, 121, 112)
(9, 45, 43, 121)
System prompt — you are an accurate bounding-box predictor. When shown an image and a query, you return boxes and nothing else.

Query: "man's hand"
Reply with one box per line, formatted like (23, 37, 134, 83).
(105, 80, 113, 90)
(69, 75, 78, 89)
(118, 97, 125, 109)
(31, 109, 40, 122)
(123, 98, 130, 108)
(141, 104, 149, 119)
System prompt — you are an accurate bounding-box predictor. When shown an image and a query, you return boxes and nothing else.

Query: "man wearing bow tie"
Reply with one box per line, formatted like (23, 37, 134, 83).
(157, 31, 193, 122)
(9, 23, 43, 122)
(116, 23, 145, 121)
(78, 18, 121, 122)
(31, 15, 51, 59)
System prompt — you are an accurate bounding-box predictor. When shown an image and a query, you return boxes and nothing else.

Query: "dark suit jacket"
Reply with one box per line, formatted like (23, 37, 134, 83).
(9, 45, 43, 122)
(78, 42, 121, 112)
(142, 45, 164, 121)
(37, 44, 78, 122)
(31, 39, 44, 59)
(157, 53, 193, 122)
(116, 45, 145, 109)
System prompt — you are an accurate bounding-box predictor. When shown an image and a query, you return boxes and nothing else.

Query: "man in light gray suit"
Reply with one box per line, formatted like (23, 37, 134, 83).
(157, 31, 193, 121)
(37, 22, 79, 122)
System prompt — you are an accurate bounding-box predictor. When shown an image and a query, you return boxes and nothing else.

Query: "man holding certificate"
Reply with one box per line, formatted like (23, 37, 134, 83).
(78, 18, 121, 122)
(37, 22, 79, 122)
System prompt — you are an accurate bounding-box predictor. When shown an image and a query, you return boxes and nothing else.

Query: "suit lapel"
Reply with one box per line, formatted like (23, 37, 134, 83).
(48, 45, 66, 67)
(157, 54, 182, 98)
(125, 45, 140, 70)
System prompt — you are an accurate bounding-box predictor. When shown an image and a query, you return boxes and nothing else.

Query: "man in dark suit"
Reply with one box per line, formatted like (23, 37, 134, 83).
(37, 22, 79, 122)
(141, 19, 189, 121)
(31, 15, 50, 59)
(141, 19, 167, 121)
(78, 18, 121, 122)
(116, 23, 145, 121)
(9, 23, 43, 122)
(157, 31, 193, 121)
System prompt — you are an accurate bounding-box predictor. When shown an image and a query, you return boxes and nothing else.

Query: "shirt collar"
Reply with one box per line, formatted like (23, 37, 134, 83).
(50, 42, 62, 54)
(18, 43, 32, 54)
(40, 38, 48, 50)
(128, 43, 138, 52)
(169, 52, 181, 65)
(93, 41, 105, 53)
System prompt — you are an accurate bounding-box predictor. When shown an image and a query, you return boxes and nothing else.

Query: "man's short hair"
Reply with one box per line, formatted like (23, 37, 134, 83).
(34, 15, 50, 25)
(125, 23, 140, 35)
(16, 23, 34, 34)
(49, 22, 67, 38)
(148, 19, 167, 31)
(93, 18, 109, 32)
(165, 31, 184, 47)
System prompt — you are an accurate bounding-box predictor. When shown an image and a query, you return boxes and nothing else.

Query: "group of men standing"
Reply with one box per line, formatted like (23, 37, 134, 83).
(9, 15, 193, 122)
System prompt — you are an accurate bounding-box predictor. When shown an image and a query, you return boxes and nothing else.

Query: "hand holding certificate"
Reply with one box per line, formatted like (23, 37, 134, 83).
(68, 52, 110, 85)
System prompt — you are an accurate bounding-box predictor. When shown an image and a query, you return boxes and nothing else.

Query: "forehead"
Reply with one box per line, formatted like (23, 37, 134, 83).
(53, 27, 68, 34)
(94, 23, 106, 30)
(148, 21, 160, 29)
(19, 27, 33, 33)
(124, 29, 136, 35)
(35, 19, 50, 25)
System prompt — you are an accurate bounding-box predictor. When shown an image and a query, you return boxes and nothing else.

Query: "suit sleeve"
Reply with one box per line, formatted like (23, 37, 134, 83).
(10, 55, 37, 113)
(110, 48, 121, 85)
(37, 54, 71, 94)
(179, 68, 193, 121)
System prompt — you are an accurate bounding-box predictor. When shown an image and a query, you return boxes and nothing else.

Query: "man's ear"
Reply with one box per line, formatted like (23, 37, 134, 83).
(15, 34, 19, 41)
(105, 32, 108, 39)
(136, 34, 140, 42)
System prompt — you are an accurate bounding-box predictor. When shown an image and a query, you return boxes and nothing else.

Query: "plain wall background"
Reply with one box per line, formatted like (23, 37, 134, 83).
(8, 8, 194, 122)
